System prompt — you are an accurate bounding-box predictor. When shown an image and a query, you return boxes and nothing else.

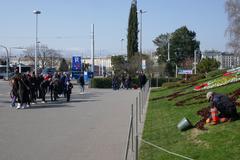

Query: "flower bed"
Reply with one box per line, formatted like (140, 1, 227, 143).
(194, 69, 240, 91)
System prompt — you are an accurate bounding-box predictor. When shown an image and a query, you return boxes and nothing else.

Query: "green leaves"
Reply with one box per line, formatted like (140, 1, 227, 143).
(197, 58, 220, 74)
(153, 26, 200, 76)
(59, 58, 69, 71)
(127, 1, 139, 60)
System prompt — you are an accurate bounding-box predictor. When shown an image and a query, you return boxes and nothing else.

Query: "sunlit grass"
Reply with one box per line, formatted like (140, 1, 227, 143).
(140, 81, 240, 160)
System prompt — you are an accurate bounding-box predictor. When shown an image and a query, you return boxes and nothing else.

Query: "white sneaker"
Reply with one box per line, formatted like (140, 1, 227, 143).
(16, 103, 21, 109)
(41, 101, 46, 104)
(21, 104, 26, 109)
(26, 104, 30, 108)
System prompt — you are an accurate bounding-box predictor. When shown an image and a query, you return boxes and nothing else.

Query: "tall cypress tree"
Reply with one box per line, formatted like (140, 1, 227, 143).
(127, 0, 139, 60)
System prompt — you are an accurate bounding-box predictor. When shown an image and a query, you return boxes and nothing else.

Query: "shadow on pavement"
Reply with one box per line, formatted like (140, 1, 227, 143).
(28, 104, 72, 109)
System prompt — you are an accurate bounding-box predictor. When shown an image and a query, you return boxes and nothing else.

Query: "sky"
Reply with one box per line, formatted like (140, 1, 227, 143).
(0, 0, 228, 57)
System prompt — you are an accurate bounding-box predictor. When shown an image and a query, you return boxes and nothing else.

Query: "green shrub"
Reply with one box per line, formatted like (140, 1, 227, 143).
(132, 77, 140, 87)
(91, 77, 112, 88)
(90, 76, 149, 88)
(150, 78, 168, 87)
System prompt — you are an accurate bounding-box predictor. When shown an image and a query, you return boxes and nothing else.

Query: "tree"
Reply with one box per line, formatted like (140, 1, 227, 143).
(153, 26, 200, 76)
(111, 55, 127, 76)
(142, 53, 154, 78)
(127, 0, 139, 60)
(128, 54, 141, 75)
(225, 0, 240, 54)
(59, 58, 69, 71)
(165, 61, 175, 77)
(170, 26, 200, 66)
(153, 33, 170, 63)
(23, 44, 62, 69)
(197, 58, 220, 74)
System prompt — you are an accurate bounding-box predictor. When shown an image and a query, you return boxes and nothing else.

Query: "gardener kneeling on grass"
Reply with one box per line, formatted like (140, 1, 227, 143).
(206, 91, 239, 125)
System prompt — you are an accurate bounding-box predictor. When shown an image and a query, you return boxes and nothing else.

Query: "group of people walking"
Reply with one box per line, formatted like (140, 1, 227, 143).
(112, 74, 132, 90)
(9, 69, 73, 109)
(112, 72, 147, 90)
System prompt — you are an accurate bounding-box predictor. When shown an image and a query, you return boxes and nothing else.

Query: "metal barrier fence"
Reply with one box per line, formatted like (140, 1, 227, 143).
(124, 80, 194, 160)
(124, 80, 150, 160)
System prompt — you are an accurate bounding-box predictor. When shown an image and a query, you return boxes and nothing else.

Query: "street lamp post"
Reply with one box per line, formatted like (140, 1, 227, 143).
(0, 45, 9, 80)
(193, 49, 199, 74)
(33, 10, 41, 76)
(167, 34, 172, 62)
(139, 9, 147, 69)
(121, 38, 124, 54)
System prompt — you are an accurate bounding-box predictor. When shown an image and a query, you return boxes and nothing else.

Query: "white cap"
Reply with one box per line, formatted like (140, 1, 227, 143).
(206, 92, 213, 101)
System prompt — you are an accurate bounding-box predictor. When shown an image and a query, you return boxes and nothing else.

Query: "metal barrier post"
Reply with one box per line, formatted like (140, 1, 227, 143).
(131, 104, 134, 152)
(141, 90, 144, 113)
(139, 92, 142, 119)
(124, 108, 133, 160)
(135, 101, 139, 160)
(136, 135, 139, 160)
(137, 96, 141, 123)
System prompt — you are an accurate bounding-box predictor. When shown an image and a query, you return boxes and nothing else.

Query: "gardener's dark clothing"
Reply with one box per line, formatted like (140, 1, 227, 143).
(210, 93, 239, 121)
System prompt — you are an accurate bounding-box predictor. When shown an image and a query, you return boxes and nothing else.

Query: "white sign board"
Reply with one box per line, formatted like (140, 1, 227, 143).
(142, 60, 146, 70)
(178, 69, 193, 75)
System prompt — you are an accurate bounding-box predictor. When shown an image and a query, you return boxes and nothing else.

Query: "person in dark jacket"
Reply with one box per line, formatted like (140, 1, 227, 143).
(50, 73, 60, 101)
(138, 72, 147, 89)
(10, 68, 20, 107)
(112, 75, 119, 90)
(66, 79, 73, 102)
(28, 72, 37, 104)
(79, 73, 85, 94)
(207, 91, 239, 122)
(125, 74, 132, 90)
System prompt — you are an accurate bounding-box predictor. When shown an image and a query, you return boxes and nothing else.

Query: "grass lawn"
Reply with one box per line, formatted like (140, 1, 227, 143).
(140, 81, 240, 160)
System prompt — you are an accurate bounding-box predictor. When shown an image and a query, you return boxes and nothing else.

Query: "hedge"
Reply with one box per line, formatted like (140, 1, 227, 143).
(90, 77, 142, 88)
(90, 77, 112, 88)
(90, 77, 181, 88)
(150, 77, 180, 87)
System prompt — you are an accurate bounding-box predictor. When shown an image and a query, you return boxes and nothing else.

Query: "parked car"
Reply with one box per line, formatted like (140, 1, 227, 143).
(41, 68, 56, 77)
(3, 72, 15, 80)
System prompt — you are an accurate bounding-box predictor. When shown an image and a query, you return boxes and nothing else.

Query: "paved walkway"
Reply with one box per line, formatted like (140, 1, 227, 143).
(0, 80, 139, 160)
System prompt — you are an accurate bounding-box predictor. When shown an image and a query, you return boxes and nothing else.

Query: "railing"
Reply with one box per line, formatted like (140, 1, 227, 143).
(124, 80, 194, 160)
(124, 80, 150, 160)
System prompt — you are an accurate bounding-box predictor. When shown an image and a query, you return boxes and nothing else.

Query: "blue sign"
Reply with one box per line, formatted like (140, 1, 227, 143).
(72, 56, 81, 79)
(72, 56, 81, 71)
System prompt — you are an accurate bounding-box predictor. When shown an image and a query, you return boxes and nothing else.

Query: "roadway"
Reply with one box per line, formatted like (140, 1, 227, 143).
(0, 80, 139, 160)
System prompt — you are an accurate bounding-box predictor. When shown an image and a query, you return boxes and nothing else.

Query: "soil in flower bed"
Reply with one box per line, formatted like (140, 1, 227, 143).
(195, 107, 210, 130)
(167, 91, 195, 101)
(228, 88, 240, 103)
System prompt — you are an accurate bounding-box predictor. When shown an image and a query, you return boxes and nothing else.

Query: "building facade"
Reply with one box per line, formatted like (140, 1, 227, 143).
(201, 51, 240, 69)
